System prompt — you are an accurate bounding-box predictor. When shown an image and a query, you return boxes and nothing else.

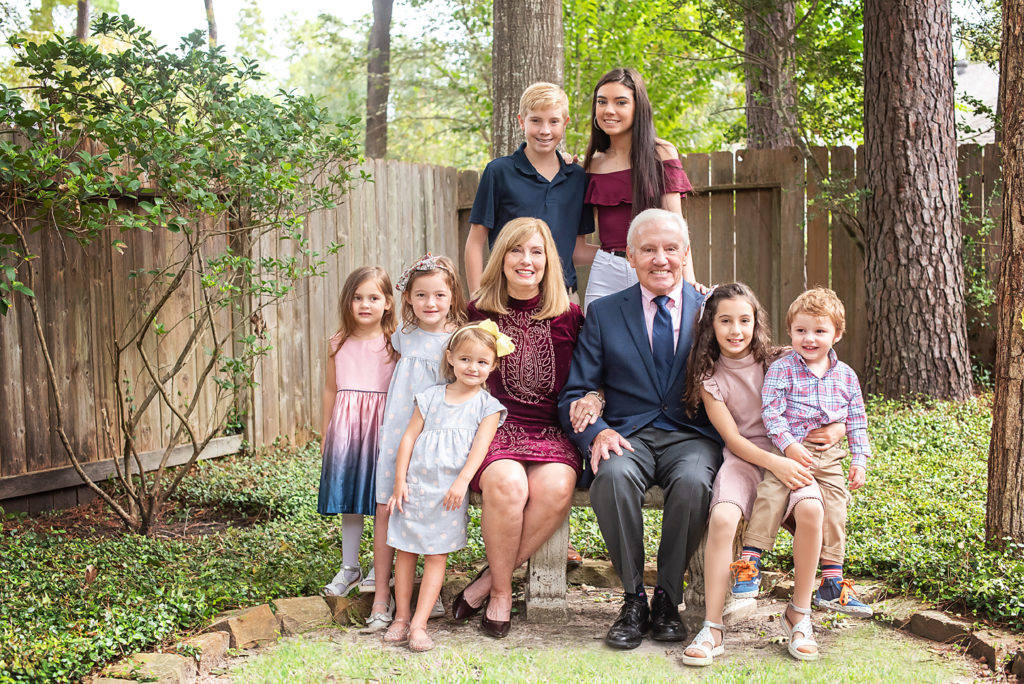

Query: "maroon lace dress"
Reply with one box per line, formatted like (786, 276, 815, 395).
(468, 296, 584, 490)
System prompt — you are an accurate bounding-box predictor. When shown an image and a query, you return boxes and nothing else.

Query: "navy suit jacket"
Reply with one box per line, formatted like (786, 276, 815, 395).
(558, 282, 721, 456)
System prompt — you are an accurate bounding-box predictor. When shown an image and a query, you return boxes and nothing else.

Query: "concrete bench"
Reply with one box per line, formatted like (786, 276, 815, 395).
(468, 486, 669, 624)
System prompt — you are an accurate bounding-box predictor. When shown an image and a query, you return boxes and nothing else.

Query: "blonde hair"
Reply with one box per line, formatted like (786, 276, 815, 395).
(334, 266, 397, 360)
(786, 287, 846, 337)
(519, 82, 569, 119)
(473, 217, 570, 320)
(399, 255, 468, 332)
(440, 326, 499, 383)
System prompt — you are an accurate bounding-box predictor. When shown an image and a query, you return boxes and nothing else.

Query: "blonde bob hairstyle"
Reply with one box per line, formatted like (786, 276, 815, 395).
(439, 325, 500, 383)
(473, 217, 570, 321)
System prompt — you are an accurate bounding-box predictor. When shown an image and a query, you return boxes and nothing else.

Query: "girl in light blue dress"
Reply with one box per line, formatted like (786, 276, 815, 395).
(384, 322, 511, 652)
(363, 254, 468, 632)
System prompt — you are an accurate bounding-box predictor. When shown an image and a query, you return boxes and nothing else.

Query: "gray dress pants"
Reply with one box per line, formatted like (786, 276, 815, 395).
(589, 425, 722, 605)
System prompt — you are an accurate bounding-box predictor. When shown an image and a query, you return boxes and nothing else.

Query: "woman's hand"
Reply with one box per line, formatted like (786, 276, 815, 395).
(569, 392, 603, 433)
(769, 454, 814, 490)
(690, 280, 709, 295)
(443, 479, 469, 511)
(388, 480, 409, 514)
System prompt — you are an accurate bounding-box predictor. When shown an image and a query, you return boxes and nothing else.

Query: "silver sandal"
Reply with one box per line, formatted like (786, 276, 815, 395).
(783, 603, 818, 661)
(360, 596, 396, 633)
(681, 620, 725, 667)
(322, 564, 362, 597)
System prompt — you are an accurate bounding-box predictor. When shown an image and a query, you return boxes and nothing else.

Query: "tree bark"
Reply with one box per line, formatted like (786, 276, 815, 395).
(862, 0, 973, 398)
(365, 0, 393, 159)
(76, 1, 89, 42)
(744, 0, 798, 148)
(986, 0, 1024, 546)
(491, 0, 563, 157)
(204, 0, 217, 48)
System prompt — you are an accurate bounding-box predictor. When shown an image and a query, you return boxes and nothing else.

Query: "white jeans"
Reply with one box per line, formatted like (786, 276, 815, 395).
(584, 249, 638, 312)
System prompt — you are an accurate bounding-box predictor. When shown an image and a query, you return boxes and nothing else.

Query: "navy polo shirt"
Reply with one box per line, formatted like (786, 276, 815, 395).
(469, 143, 595, 290)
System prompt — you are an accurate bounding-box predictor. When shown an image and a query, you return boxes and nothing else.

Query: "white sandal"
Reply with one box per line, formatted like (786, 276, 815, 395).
(782, 603, 819, 661)
(681, 620, 725, 667)
(322, 564, 362, 597)
(360, 595, 396, 633)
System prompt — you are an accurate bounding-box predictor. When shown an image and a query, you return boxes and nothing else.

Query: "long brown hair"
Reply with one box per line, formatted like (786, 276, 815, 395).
(683, 283, 778, 415)
(333, 266, 397, 361)
(583, 67, 666, 216)
(473, 217, 570, 320)
(399, 255, 468, 332)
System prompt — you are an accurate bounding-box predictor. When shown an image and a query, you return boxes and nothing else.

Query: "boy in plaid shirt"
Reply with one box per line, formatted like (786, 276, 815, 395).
(731, 288, 872, 617)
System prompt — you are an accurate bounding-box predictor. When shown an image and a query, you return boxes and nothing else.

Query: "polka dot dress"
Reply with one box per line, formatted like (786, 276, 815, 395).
(375, 327, 452, 504)
(387, 384, 505, 555)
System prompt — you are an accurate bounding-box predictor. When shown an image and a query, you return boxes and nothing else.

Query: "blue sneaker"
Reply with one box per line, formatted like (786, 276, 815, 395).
(729, 558, 762, 598)
(813, 577, 873, 617)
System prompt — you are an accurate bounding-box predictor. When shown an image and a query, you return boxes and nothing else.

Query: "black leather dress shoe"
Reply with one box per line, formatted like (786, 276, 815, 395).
(604, 597, 650, 649)
(451, 566, 489, 621)
(650, 589, 686, 642)
(480, 609, 511, 638)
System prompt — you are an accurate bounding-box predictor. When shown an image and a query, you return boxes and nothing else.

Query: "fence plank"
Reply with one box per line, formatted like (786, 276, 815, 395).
(19, 228, 53, 480)
(777, 147, 806, 331)
(709, 151, 735, 283)
(733, 149, 775, 329)
(830, 146, 867, 378)
(983, 143, 1002, 282)
(681, 153, 711, 285)
(806, 147, 830, 289)
(0, 285, 27, 477)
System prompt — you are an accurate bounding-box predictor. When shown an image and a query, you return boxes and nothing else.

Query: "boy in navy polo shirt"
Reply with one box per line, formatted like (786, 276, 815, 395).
(465, 82, 593, 295)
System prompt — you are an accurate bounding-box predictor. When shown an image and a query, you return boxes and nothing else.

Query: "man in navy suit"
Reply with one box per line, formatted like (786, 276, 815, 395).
(559, 208, 722, 649)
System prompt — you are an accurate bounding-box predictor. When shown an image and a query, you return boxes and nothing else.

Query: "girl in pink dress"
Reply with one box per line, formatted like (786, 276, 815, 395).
(574, 67, 698, 310)
(681, 283, 839, 665)
(318, 266, 398, 597)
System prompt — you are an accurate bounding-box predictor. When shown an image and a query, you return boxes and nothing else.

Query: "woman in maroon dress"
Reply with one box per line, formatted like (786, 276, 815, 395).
(573, 67, 698, 310)
(452, 217, 584, 638)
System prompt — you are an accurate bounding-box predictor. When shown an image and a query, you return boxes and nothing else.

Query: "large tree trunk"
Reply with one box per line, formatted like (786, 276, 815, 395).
(491, 0, 563, 157)
(365, 0, 393, 159)
(744, 0, 798, 148)
(986, 0, 1024, 546)
(862, 1, 973, 398)
(76, 1, 89, 41)
(204, 0, 217, 48)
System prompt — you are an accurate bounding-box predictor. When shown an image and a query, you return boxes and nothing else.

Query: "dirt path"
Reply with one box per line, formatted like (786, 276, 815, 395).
(201, 587, 1000, 683)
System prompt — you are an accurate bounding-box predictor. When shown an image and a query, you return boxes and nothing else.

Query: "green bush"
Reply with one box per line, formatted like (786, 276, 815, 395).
(2, 397, 1021, 683)
(764, 395, 1024, 629)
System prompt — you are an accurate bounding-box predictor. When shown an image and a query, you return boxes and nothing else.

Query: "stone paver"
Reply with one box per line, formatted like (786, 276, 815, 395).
(177, 631, 229, 673)
(272, 596, 333, 635)
(908, 609, 972, 645)
(208, 604, 278, 649)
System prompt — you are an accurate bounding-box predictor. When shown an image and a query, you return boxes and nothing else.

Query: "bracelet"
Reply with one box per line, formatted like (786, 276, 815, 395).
(585, 390, 605, 409)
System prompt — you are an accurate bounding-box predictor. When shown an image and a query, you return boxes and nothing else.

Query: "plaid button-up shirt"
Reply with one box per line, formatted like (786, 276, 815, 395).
(761, 349, 871, 469)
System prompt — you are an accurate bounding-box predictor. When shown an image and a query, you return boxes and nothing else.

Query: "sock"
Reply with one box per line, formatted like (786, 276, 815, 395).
(741, 546, 762, 564)
(633, 586, 647, 601)
(341, 514, 364, 582)
(820, 564, 843, 581)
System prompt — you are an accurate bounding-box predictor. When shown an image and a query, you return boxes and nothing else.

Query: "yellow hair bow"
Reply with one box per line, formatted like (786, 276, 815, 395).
(468, 319, 516, 358)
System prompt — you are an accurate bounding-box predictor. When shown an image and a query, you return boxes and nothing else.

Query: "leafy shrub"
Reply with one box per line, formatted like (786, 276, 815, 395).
(764, 395, 1024, 629)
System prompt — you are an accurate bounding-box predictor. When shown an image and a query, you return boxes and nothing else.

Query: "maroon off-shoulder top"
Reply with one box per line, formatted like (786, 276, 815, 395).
(584, 158, 693, 251)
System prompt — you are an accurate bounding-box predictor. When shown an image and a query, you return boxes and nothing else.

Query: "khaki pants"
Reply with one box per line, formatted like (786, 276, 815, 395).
(742, 442, 850, 564)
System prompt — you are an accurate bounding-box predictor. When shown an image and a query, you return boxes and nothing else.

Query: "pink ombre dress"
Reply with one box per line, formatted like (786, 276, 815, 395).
(317, 333, 396, 516)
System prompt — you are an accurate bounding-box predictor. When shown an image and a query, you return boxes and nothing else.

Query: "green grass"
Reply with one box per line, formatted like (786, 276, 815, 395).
(230, 622, 969, 683)
(0, 396, 1018, 683)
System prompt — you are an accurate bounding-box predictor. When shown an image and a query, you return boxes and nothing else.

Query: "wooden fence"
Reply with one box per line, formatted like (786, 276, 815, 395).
(0, 146, 1002, 512)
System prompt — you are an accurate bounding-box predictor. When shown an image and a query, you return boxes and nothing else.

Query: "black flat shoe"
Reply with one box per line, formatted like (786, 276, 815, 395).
(605, 597, 650, 649)
(481, 609, 511, 638)
(650, 587, 686, 642)
(451, 565, 489, 621)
